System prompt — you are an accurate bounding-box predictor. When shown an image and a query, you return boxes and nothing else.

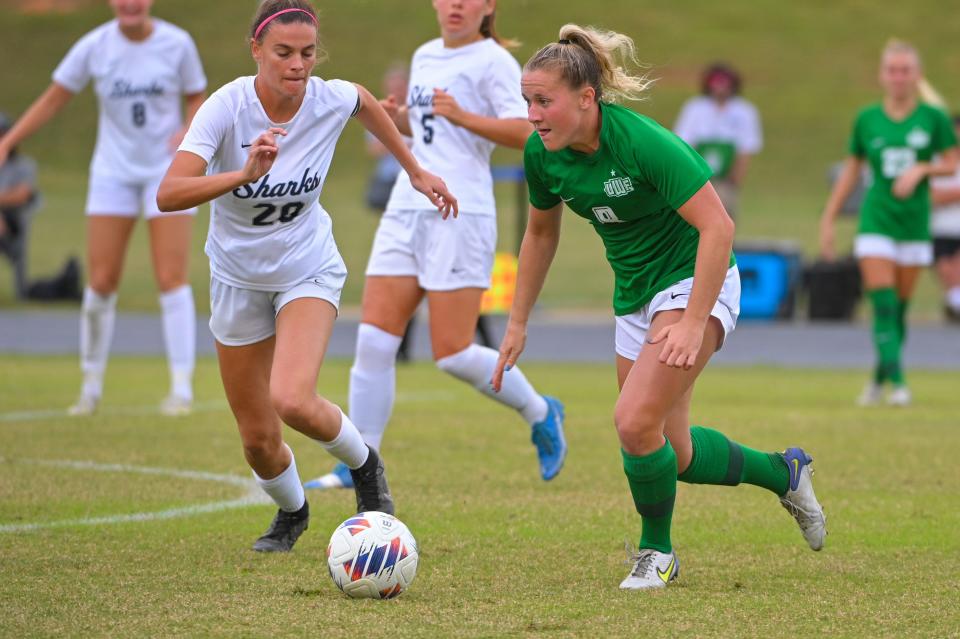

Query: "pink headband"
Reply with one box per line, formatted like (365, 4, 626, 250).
(254, 8, 317, 40)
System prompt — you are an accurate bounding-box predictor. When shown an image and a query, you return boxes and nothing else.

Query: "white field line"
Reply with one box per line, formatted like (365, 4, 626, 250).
(0, 457, 270, 533)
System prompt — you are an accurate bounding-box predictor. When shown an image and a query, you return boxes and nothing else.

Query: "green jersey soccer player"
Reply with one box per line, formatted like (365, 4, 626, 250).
(820, 40, 958, 406)
(492, 24, 826, 591)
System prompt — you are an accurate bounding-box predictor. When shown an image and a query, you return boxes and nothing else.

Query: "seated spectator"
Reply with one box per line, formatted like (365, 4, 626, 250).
(0, 112, 40, 299)
(674, 63, 762, 219)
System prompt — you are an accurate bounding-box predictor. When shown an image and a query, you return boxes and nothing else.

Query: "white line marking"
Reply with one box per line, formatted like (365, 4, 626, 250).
(0, 391, 454, 424)
(0, 457, 270, 533)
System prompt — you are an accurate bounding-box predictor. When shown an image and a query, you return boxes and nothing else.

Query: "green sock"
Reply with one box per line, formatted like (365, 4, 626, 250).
(869, 288, 903, 385)
(896, 298, 909, 346)
(677, 426, 790, 496)
(622, 441, 677, 554)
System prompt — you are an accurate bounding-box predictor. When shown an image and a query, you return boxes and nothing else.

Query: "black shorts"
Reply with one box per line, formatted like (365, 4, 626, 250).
(933, 237, 960, 261)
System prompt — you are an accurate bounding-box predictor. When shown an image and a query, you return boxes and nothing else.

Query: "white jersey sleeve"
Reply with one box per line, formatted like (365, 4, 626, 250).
(178, 92, 231, 164)
(178, 33, 207, 95)
(482, 49, 527, 120)
(52, 30, 98, 93)
(326, 79, 361, 120)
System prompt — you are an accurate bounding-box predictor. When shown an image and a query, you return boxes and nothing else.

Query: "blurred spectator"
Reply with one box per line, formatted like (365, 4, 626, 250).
(931, 115, 960, 321)
(674, 62, 762, 218)
(0, 112, 40, 299)
(365, 63, 410, 212)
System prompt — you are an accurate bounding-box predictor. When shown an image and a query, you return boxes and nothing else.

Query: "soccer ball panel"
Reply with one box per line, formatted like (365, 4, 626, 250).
(326, 512, 419, 599)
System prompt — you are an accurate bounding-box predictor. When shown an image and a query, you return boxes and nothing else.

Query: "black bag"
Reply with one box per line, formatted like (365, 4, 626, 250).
(805, 257, 861, 320)
(26, 256, 82, 302)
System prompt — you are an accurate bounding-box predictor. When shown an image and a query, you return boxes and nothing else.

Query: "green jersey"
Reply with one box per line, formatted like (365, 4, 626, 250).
(849, 103, 958, 240)
(695, 140, 737, 179)
(524, 102, 727, 316)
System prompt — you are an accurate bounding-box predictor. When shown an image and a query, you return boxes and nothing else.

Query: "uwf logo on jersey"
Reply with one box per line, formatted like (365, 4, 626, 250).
(603, 170, 634, 198)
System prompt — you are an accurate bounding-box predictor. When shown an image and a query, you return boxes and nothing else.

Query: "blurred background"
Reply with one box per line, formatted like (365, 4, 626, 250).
(2, 0, 958, 317)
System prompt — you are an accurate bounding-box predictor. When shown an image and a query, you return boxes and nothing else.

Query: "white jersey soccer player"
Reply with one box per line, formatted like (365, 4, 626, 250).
(307, 1, 566, 493)
(179, 75, 355, 302)
(158, 0, 456, 553)
(0, 5, 207, 418)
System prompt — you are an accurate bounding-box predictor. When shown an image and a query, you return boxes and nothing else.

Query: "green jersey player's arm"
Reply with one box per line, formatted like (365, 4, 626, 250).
(492, 201, 562, 391)
(891, 146, 960, 200)
(673, 181, 736, 329)
(818, 156, 864, 260)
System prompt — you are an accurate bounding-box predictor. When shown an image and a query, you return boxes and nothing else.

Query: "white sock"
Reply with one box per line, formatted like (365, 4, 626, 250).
(948, 286, 960, 312)
(252, 443, 305, 512)
(436, 344, 548, 425)
(159, 285, 196, 400)
(316, 409, 370, 469)
(79, 286, 117, 398)
(349, 323, 402, 450)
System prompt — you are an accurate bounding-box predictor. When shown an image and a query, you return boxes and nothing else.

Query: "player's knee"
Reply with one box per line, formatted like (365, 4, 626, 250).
(155, 270, 187, 293)
(240, 430, 283, 465)
(270, 386, 312, 426)
(88, 273, 120, 296)
(354, 323, 402, 372)
(614, 400, 663, 445)
(435, 344, 478, 382)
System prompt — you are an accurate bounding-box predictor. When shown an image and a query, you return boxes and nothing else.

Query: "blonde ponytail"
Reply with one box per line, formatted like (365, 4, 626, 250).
(524, 24, 654, 103)
(918, 77, 948, 110)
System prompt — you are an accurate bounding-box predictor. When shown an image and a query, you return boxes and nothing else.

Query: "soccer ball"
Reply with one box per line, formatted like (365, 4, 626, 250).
(326, 511, 419, 599)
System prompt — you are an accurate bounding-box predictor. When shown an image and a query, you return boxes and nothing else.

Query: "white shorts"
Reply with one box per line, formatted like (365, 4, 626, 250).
(86, 173, 197, 218)
(209, 267, 346, 347)
(853, 234, 932, 266)
(365, 209, 496, 290)
(614, 266, 741, 361)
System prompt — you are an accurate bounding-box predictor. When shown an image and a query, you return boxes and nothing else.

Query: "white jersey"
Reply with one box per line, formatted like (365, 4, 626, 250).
(52, 18, 206, 183)
(673, 96, 763, 153)
(179, 76, 359, 291)
(386, 38, 528, 215)
(932, 166, 960, 238)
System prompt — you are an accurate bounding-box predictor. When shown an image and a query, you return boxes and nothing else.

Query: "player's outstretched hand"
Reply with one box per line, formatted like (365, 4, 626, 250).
(241, 127, 286, 184)
(492, 318, 527, 392)
(647, 318, 703, 370)
(410, 170, 458, 219)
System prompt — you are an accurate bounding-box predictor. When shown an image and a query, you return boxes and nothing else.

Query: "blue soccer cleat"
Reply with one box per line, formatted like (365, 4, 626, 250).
(304, 462, 354, 490)
(531, 396, 567, 481)
(780, 447, 826, 551)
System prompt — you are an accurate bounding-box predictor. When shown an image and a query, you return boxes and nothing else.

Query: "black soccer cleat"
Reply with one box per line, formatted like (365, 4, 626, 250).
(252, 500, 309, 552)
(349, 446, 395, 515)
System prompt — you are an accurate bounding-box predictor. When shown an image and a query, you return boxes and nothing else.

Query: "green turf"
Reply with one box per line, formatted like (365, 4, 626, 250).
(0, 1, 956, 315)
(1, 356, 958, 637)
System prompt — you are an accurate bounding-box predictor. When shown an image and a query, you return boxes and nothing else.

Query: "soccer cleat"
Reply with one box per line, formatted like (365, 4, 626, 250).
(886, 385, 911, 407)
(531, 396, 567, 481)
(159, 394, 192, 417)
(67, 394, 99, 417)
(252, 500, 310, 552)
(779, 447, 827, 551)
(304, 462, 354, 490)
(856, 382, 883, 407)
(620, 548, 680, 590)
(350, 447, 394, 515)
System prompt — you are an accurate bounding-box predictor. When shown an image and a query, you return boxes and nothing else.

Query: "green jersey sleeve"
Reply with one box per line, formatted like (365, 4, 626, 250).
(632, 117, 712, 211)
(932, 108, 959, 152)
(523, 135, 562, 210)
(848, 110, 866, 158)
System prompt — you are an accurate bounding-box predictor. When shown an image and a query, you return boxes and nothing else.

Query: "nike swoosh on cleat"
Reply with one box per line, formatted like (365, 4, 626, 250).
(657, 557, 675, 583)
(792, 458, 800, 484)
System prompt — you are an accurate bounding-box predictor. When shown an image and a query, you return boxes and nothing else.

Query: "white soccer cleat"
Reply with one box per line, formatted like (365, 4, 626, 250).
(856, 382, 883, 407)
(886, 385, 911, 407)
(779, 448, 827, 551)
(619, 548, 679, 590)
(159, 394, 192, 417)
(67, 394, 99, 417)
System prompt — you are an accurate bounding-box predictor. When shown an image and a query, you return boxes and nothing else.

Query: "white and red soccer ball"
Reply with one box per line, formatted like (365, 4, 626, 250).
(326, 511, 419, 599)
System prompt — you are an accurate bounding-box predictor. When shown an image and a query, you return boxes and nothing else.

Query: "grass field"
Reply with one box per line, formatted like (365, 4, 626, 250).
(1, 1, 957, 315)
(2, 356, 959, 637)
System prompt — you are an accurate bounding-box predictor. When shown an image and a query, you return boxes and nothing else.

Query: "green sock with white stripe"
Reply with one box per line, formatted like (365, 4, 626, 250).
(678, 426, 789, 496)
